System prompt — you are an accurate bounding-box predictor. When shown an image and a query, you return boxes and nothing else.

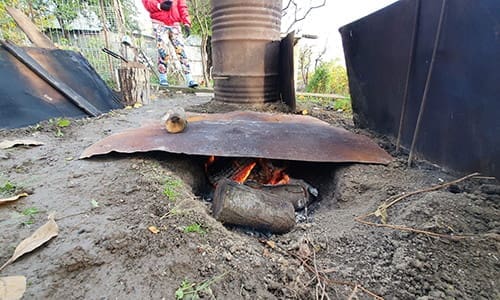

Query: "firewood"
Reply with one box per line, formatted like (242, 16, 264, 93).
(245, 178, 316, 210)
(117, 62, 150, 107)
(163, 107, 187, 133)
(212, 179, 296, 234)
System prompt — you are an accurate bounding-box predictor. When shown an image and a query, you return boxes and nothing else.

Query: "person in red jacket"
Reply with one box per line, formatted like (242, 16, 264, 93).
(142, 0, 198, 88)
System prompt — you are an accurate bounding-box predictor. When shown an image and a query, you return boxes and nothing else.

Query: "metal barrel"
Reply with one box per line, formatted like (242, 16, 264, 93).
(211, 0, 282, 104)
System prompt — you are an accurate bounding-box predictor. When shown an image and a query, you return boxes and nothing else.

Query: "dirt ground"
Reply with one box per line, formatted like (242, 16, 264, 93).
(0, 92, 499, 300)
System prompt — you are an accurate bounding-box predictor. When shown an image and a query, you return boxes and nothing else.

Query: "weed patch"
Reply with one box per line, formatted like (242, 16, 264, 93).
(183, 223, 206, 235)
(175, 273, 226, 299)
(21, 207, 40, 225)
(163, 176, 183, 201)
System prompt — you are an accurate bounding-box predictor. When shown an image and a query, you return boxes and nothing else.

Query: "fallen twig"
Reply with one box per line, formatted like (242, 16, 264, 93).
(347, 284, 359, 300)
(311, 241, 329, 300)
(354, 216, 466, 240)
(265, 239, 384, 300)
(383, 172, 480, 211)
(355, 172, 481, 239)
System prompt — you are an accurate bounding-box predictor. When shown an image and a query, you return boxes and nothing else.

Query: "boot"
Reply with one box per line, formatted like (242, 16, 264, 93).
(159, 73, 169, 86)
(185, 73, 198, 88)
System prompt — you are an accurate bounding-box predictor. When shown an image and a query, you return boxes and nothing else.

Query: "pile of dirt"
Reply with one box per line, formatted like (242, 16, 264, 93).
(0, 94, 498, 299)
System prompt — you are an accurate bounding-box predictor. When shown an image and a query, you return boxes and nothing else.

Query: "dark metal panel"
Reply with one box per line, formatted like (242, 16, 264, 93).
(279, 31, 296, 111)
(340, 0, 500, 178)
(339, 0, 416, 134)
(81, 111, 393, 165)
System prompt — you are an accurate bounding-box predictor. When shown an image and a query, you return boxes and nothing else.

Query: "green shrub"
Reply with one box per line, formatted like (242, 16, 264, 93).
(306, 61, 350, 96)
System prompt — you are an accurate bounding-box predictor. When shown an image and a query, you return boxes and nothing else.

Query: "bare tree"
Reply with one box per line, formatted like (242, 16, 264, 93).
(297, 45, 313, 88)
(189, 0, 211, 87)
(282, 0, 326, 33)
(313, 43, 328, 71)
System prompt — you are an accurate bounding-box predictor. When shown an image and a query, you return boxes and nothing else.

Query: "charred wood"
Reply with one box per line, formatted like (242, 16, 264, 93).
(212, 179, 296, 234)
(245, 178, 316, 210)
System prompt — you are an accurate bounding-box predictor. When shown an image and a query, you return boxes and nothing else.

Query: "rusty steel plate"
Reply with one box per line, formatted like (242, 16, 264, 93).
(81, 111, 393, 164)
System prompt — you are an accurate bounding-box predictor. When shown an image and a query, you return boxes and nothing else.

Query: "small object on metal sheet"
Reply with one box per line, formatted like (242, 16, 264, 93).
(162, 107, 187, 134)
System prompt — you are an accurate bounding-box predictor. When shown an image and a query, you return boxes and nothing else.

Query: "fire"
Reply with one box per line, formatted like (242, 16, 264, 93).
(205, 155, 216, 172)
(231, 161, 257, 183)
(205, 156, 290, 186)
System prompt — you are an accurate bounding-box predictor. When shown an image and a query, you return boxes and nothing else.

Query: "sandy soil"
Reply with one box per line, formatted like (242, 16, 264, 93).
(0, 92, 499, 300)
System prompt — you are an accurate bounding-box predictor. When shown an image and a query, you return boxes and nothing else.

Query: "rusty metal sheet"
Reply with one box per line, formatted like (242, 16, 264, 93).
(81, 111, 393, 164)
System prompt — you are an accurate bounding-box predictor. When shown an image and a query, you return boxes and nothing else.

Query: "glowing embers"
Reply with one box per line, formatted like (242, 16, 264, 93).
(205, 156, 291, 186)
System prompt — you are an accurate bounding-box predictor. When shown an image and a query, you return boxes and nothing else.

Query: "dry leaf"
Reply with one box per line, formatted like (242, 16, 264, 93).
(265, 240, 276, 249)
(0, 216, 58, 271)
(0, 193, 28, 205)
(0, 139, 44, 150)
(262, 248, 271, 258)
(298, 242, 312, 259)
(148, 226, 160, 234)
(374, 206, 388, 224)
(0, 276, 26, 300)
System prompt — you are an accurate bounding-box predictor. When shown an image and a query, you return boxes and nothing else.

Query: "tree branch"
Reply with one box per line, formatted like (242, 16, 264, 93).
(284, 0, 326, 33)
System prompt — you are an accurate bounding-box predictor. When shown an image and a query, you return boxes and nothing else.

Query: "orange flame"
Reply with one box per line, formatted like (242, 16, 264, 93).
(205, 156, 290, 185)
(268, 170, 290, 185)
(231, 161, 257, 183)
(205, 155, 216, 172)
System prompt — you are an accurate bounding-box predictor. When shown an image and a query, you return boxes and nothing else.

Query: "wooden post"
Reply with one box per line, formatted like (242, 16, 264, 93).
(6, 7, 57, 49)
(98, 0, 116, 87)
(213, 179, 296, 233)
(117, 62, 150, 106)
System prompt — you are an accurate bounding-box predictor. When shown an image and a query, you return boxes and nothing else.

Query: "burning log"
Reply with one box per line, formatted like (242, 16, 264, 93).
(245, 178, 317, 210)
(213, 179, 296, 234)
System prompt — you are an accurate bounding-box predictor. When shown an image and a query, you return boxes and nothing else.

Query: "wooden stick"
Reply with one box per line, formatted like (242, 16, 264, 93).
(384, 172, 480, 210)
(6, 7, 57, 49)
(269, 241, 384, 300)
(347, 284, 359, 300)
(355, 215, 466, 240)
(355, 172, 481, 239)
(296, 92, 348, 100)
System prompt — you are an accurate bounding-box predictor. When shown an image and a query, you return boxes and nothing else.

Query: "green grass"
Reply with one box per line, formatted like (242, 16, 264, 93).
(0, 180, 16, 195)
(48, 118, 72, 137)
(163, 176, 183, 201)
(183, 223, 206, 235)
(333, 98, 353, 113)
(296, 95, 352, 115)
(21, 207, 40, 226)
(175, 273, 227, 300)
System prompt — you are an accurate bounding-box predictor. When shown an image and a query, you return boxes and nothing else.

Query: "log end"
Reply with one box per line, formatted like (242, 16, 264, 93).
(213, 179, 296, 234)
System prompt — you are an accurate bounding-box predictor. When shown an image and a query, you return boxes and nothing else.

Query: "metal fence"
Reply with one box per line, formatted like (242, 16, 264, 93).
(0, 0, 202, 87)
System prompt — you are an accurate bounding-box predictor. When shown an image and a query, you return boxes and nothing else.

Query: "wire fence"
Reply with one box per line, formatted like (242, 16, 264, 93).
(0, 0, 202, 87)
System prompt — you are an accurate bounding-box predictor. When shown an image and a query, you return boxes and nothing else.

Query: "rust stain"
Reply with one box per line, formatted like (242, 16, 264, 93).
(81, 111, 393, 164)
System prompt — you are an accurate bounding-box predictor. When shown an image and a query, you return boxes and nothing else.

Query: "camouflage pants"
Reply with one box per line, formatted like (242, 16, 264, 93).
(153, 23, 192, 75)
